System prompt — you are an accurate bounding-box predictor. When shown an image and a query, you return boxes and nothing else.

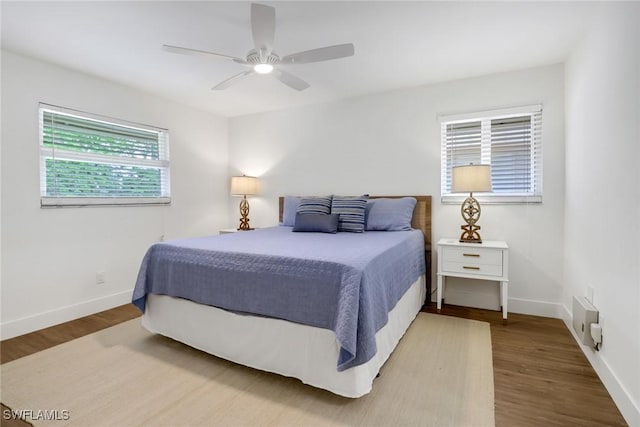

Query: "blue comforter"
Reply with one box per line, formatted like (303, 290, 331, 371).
(132, 226, 425, 371)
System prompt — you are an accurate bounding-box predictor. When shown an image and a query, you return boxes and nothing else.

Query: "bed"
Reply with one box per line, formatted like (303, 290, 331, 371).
(133, 195, 432, 398)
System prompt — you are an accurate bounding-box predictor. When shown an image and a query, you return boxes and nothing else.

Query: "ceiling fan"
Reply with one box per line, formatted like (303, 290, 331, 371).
(163, 3, 355, 91)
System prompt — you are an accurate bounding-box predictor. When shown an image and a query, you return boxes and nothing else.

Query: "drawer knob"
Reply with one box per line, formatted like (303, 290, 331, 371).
(463, 266, 480, 270)
(463, 253, 480, 257)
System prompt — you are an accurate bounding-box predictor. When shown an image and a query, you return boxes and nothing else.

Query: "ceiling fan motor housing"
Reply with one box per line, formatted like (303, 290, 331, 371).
(247, 49, 280, 65)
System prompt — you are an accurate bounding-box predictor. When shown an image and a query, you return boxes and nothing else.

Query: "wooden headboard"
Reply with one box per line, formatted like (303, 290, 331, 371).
(278, 195, 432, 249)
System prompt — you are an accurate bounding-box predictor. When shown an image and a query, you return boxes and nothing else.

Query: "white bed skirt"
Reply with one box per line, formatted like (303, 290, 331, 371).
(142, 275, 426, 398)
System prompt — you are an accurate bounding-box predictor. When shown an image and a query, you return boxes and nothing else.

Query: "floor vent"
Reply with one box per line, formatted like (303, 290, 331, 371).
(572, 296, 599, 347)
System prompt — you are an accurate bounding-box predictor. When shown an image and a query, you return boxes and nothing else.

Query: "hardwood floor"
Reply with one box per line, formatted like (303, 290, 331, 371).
(423, 303, 627, 426)
(0, 304, 140, 365)
(1, 303, 628, 426)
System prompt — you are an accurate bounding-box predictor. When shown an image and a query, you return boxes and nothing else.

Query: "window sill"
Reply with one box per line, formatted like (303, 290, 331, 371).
(40, 197, 171, 208)
(441, 194, 542, 205)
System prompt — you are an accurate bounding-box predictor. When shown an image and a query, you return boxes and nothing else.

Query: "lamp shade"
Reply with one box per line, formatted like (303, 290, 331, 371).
(230, 175, 258, 196)
(451, 164, 492, 193)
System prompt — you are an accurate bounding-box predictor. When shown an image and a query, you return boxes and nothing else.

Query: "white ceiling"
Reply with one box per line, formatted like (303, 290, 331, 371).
(1, 1, 596, 117)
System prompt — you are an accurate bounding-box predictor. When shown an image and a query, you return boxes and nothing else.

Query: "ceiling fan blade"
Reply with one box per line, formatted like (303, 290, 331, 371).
(274, 69, 310, 91)
(280, 43, 355, 64)
(251, 3, 275, 57)
(162, 44, 247, 64)
(212, 70, 254, 90)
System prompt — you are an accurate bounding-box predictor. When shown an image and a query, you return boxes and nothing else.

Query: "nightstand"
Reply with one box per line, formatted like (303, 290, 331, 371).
(437, 238, 509, 319)
(219, 228, 256, 234)
(219, 228, 239, 234)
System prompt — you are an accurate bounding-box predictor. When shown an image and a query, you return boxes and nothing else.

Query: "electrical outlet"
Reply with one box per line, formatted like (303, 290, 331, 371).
(96, 271, 106, 284)
(586, 285, 594, 304)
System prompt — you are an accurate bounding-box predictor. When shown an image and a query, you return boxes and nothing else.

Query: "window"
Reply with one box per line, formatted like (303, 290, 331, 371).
(39, 104, 170, 207)
(440, 105, 542, 203)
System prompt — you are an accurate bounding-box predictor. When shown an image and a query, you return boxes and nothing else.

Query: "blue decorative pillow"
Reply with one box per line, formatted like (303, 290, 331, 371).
(331, 195, 368, 232)
(297, 196, 332, 215)
(292, 213, 339, 233)
(365, 197, 416, 231)
(282, 196, 302, 226)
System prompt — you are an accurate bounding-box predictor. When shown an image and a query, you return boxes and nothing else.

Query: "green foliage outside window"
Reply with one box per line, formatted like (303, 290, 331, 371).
(40, 108, 168, 202)
(45, 159, 161, 197)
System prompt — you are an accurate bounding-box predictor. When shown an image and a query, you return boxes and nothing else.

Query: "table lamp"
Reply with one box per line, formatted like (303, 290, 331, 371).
(451, 164, 492, 243)
(230, 175, 258, 230)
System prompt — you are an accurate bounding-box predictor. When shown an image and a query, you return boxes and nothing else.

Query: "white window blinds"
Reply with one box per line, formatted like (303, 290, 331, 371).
(39, 104, 171, 207)
(440, 105, 542, 203)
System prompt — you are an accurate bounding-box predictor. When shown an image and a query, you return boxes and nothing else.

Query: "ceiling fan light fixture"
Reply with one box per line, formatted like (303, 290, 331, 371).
(253, 63, 274, 74)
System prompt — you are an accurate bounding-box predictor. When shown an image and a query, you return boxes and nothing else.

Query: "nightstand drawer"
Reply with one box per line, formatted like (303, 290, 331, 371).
(441, 261, 503, 277)
(442, 247, 502, 265)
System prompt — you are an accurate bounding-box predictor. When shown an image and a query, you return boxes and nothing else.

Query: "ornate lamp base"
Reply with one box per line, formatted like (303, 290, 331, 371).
(238, 196, 254, 231)
(459, 194, 483, 243)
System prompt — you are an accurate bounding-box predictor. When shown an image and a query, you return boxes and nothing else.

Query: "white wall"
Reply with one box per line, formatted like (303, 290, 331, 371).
(229, 64, 566, 317)
(0, 50, 230, 338)
(564, 3, 640, 424)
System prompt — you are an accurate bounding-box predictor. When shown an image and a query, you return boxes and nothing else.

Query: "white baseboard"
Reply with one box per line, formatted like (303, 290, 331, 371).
(508, 297, 564, 318)
(430, 289, 564, 319)
(561, 304, 640, 426)
(1, 290, 133, 340)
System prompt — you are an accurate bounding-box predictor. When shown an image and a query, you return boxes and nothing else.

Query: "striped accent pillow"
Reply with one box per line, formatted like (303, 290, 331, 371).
(296, 196, 332, 215)
(331, 195, 369, 232)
